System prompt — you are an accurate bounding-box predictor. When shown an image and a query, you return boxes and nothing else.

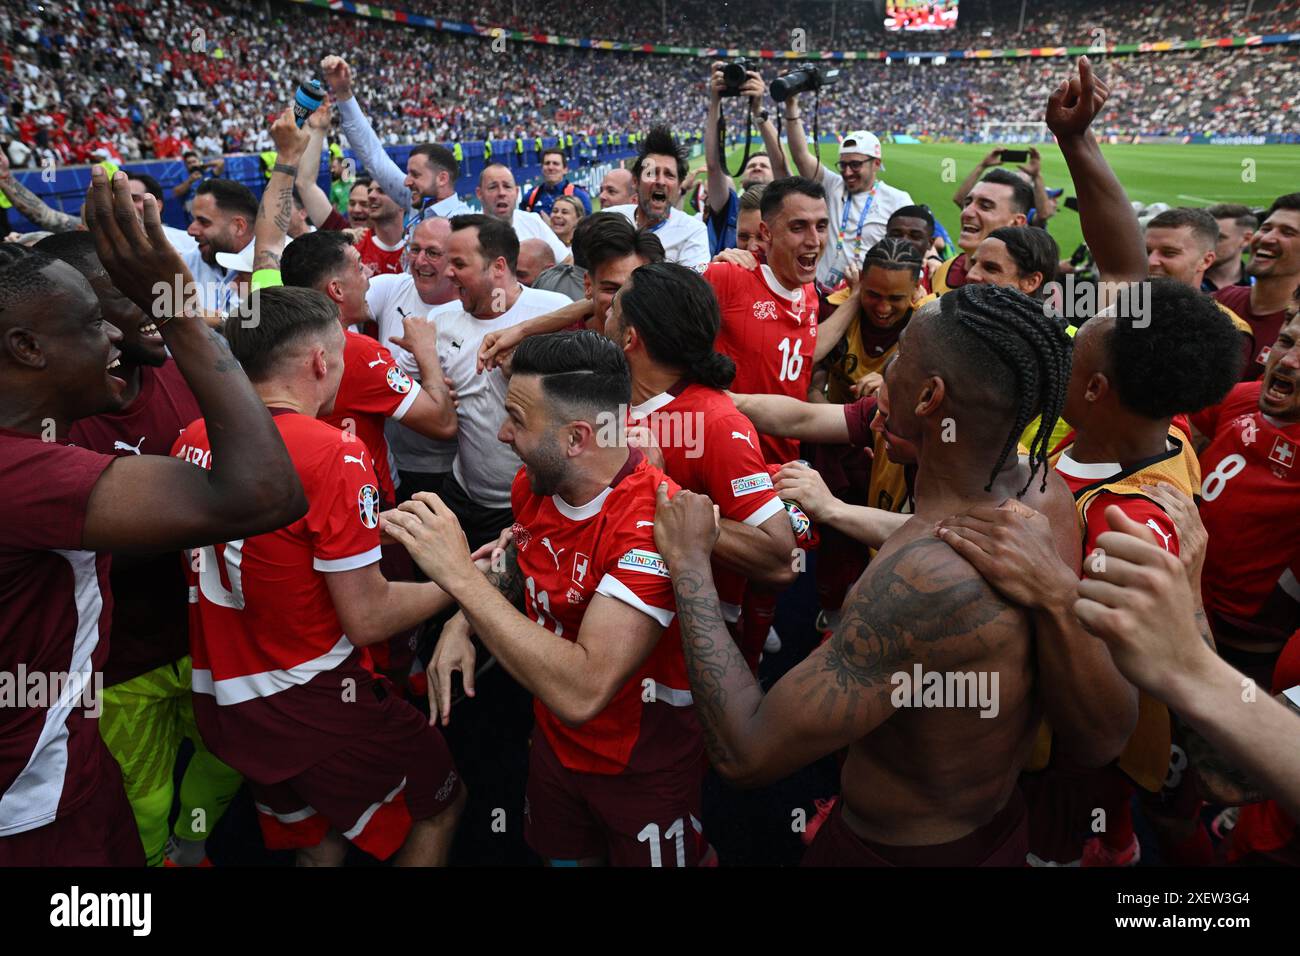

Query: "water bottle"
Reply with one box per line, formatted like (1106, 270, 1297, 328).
(293, 76, 325, 128)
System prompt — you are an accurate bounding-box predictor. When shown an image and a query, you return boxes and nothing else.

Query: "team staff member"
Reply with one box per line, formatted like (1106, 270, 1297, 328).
(606, 127, 710, 270)
(0, 169, 306, 865)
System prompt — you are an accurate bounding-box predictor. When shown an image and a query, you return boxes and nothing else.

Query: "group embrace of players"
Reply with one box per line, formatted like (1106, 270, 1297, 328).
(1, 53, 1299, 869)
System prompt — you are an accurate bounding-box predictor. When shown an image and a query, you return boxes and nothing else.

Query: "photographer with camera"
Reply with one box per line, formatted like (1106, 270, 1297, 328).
(172, 151, 226, 217)
(781, 69, 912, 294)
(704, 60, 785, 255)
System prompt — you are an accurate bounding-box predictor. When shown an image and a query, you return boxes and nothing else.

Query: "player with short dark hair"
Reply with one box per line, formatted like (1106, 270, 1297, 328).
(178, 284, 465, 865)
(932, 168, 1033, 294)
(398, 331, 706, 866)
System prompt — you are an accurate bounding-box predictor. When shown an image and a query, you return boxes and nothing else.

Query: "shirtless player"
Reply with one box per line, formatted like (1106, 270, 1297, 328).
(654, 285, 1077, 865)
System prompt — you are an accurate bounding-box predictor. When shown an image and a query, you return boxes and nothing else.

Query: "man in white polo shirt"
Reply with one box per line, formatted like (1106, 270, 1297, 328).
(783, 104, 912, 292)
(605, 125, 710, 271)
(477, 164, 570, 264)
(434, 214, 570, 546)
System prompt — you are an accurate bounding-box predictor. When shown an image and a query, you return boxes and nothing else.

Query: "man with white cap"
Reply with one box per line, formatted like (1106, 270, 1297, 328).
(783, 100, 912, 293)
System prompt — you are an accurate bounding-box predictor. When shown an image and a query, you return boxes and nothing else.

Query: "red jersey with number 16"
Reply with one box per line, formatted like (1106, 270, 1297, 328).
(705, 260, 819, 465)
(509, 452, 699, 776)
(172, 409, 386, 783)
(1192, 381, 1300, 623)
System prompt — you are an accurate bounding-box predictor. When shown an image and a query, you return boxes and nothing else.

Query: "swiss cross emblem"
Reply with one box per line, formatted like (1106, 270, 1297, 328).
(571, 552, 591, 587)
(753, 300, 777, 321)
(1269, 436, 1295, 471)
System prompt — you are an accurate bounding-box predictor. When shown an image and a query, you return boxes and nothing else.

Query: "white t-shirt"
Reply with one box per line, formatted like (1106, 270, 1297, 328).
(509, 208, 569, 262)
(816, 168, 913, 290)
(607, 204, 711, 271)
(366, 272, 459, 475)
(436, 285, 572, 509)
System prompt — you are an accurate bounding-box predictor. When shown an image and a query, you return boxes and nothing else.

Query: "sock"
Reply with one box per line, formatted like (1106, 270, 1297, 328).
(166, 834, 209, 867)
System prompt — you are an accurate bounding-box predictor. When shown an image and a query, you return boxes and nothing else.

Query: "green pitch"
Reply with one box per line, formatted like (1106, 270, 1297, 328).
(696, 142, 1300, 258)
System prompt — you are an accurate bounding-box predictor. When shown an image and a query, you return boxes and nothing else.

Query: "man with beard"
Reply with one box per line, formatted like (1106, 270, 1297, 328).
(1213, 193, 1300, 381)
(357, 184, 409, 278)
(606, 127, 710, 270)
(320, 55, 471, 227)
(183, 179, 257, 312)
(477, 164, 570, 263)
(395, 332, 710, 867)
(33, 233, 243, 868)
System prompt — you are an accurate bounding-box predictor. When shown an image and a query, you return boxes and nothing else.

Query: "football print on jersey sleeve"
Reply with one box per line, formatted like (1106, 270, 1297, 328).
(349, 335, 423, 422)
(703, 412, 786, 527)
(593, 489, 677, 629)
(309, 437, 383, 573)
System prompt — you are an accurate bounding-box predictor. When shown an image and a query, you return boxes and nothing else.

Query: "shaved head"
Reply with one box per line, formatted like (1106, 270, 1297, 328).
(516, 239, 556, 286)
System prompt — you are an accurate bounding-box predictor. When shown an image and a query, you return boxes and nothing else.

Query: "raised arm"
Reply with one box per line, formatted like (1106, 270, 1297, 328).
(296, 101, 338, 228)
(952, 148, 1005, 210)
(321, 55, 412, 210)
(1046, 56, 1145, 284)
(656, 489, 1012, 786)
(0, 150, 81, 232)
(80, 169, 306, 553)
(252, 109, 311, 272)
(780, 93, 822, 182)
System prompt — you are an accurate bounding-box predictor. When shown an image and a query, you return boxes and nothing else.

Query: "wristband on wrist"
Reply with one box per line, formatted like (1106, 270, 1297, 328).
(272, 162, 298, 176)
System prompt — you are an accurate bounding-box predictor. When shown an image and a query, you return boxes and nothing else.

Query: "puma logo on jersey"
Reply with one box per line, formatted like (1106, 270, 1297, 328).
(1145, 519, 1174, 552)
(731, 430, 755, 449)
(636, 520, 655, 528)
(367, 354, 387, 367)
(343, 454, 367, 469)
(542, 536, 566, 568)
(113, 436, 146, 455)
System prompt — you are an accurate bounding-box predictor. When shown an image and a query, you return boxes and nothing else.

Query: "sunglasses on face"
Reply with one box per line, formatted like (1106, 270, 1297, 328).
(837, 159, 872, 172)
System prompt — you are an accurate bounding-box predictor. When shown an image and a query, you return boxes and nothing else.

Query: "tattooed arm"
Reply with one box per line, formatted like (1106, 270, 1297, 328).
(253, 109, 312, 272)
(657, 488, 1011, 787)
(0, 150, 81, 232)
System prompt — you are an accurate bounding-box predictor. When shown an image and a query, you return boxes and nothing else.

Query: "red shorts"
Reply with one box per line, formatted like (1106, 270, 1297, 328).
(524, 728, 706, 867)
(251, 692, 460, 861)
(802, 788, 1028, 867)
(0, 741, 145, 866)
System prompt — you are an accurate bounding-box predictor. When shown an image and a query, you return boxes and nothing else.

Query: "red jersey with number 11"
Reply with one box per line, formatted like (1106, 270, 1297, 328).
(508, 452, 699, 776)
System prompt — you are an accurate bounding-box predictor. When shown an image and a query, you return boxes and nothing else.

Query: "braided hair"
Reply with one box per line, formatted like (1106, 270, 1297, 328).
(862, 236, 923, 282)
(938, 284, 1072, 495)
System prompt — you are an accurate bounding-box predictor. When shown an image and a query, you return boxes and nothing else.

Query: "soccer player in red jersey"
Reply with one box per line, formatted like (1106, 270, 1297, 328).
(1213, 193, 1300, 381)
(175, 286, 464, 865)
(355, 183, 408, 277)
(39, 232, 241, 868)
(608, 262, 797, 668)
(702, 177, 831, 465)
(396, 332, 703, 867)
(1191, 312, 1300, 686)
(0, 169, 306, 865)
(280, 230, 458, 507)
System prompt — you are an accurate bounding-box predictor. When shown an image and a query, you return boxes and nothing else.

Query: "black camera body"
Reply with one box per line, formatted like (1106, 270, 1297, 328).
(719, 59, 750, 97)
(770, 65, 840, 102)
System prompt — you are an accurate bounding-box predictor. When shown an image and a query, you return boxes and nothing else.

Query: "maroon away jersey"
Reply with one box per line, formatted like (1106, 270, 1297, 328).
(69, 360, 200, 685)
(0, 430, 114, 837)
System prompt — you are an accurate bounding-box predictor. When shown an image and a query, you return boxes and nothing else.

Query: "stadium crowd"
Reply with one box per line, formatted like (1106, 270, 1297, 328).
(1, 0, 1300, 873)
(2, 0, 1299, 169)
